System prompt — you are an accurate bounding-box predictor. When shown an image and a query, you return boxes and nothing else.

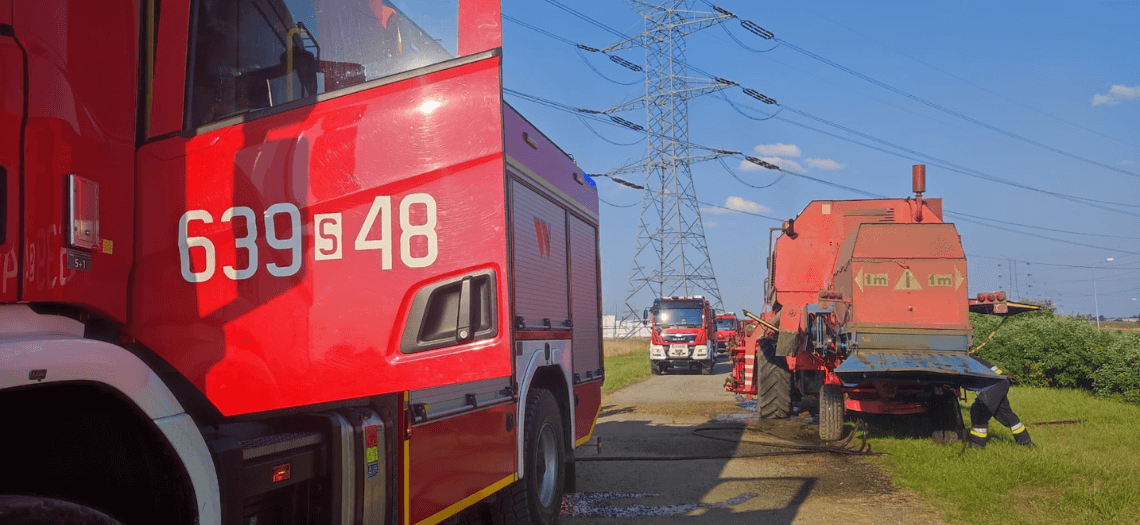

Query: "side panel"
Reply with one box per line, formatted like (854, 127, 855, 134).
(16, 0, 137, 321)
(0, 36, 21, 302)
(510, 180, 569, 328)
(568, 215, 601, 378)
(573, 381, 602, 445)
(131, 57, 510, 416)
(408, 402, 515, 525)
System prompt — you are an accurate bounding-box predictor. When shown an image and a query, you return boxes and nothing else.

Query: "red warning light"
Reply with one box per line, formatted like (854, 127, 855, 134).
(272, 463, 291, 483)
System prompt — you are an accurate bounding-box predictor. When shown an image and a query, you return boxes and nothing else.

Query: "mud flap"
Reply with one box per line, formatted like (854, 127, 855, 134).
(775, 329, 798, 357)
(834, 351, 1004, 389)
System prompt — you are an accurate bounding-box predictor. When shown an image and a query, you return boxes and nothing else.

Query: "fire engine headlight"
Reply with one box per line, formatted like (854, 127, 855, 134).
(650, 345, 666, 359)
(692, 345, 708, 358)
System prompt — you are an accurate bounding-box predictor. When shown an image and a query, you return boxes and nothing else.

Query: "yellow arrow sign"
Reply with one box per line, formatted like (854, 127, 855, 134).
(955, 267, 965, 290)
(855, 268, 864, 291)
(895, 268, 923, 290)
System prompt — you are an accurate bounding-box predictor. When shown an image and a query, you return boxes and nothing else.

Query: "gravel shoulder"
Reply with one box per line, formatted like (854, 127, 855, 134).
(564, 359, 948, 524)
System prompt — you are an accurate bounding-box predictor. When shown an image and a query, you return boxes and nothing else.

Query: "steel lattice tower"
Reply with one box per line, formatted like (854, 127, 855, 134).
(603, 0, 734, 329)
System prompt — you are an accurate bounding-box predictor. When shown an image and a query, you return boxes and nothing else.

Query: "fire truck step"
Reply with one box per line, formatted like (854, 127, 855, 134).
(239, 432, 322, 461)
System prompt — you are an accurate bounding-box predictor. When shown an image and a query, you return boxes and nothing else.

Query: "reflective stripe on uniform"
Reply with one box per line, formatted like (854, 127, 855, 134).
(970, 428, 988, 438)
(1011, 422, 1026, 434)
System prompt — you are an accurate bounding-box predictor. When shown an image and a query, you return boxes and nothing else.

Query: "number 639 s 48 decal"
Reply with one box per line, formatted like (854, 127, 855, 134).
(177, 193, 439, 283)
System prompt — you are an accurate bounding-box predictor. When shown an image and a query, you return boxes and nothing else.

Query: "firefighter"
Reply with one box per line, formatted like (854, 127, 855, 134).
(967, 356, 1034, 448)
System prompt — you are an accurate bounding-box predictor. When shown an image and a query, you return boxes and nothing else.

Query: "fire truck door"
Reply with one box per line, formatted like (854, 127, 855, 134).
(0, 33, 21, 302)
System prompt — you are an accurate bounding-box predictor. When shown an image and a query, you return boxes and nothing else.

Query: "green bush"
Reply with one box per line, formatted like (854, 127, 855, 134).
(970, 311, 1140, 403)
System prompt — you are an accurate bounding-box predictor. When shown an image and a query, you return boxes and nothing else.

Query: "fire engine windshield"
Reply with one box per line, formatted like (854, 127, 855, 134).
(655, 308, 704, 328)
(716, 318, 736, 331)
(188, 0, 458, 128)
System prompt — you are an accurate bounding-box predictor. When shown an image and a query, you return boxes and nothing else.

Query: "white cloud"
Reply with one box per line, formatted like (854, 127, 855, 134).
(704, 196, 771, 215)
(752, 143, 801, 157)
(703, 220, 718, 228)
(805, 158, 845, 171)
(1092, 84, 1140, 106)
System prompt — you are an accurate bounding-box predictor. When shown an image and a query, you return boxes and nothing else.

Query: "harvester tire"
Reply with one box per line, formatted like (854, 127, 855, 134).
(755, 339, 791, 418)
(819, 384, 845, 441)
(492, 389, 564, 525)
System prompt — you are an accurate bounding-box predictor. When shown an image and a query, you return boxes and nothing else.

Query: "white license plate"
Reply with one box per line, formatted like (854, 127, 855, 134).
(669, 345, 689, 357)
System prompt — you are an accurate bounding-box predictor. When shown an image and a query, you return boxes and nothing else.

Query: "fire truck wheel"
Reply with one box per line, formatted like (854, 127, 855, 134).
(819, 384, 845, 441)
(701, 359, 713, 375)
(756, 340, 791, 418)
(651, 362, 664, 375)
(493, 388, 565, 525)
(0, 496, 123, 525)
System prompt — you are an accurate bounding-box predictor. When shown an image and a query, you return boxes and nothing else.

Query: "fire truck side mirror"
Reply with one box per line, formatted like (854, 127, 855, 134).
(642, 308, 649, 324)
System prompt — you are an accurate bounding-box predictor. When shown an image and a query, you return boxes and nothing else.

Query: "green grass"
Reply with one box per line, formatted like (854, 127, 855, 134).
(602, 349, 651, 392)
(867, 386, 1140, 525)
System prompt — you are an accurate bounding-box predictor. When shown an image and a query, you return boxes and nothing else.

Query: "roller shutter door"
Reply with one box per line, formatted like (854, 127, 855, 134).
(569, 216, 602, 377)
(511, 181, 569, 327)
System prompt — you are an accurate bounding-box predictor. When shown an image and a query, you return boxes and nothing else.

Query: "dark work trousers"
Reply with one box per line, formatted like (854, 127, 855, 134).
(971, 378, 1022, 429)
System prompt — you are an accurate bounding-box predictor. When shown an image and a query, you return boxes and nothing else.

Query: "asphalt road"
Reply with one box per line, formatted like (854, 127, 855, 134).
(562, 358, 946, 525)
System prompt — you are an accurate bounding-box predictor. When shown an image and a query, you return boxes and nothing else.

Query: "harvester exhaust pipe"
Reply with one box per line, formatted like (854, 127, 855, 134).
(912, 164, 926, 222)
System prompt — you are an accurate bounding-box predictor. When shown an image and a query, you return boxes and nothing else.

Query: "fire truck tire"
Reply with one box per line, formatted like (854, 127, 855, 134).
(756, 341, 791, 418)
(651, 362, 664, 375)
(819, 384, 845, 441)
(0, 496, 123, 525)
(493, 388, 565, 525)
(701, 359, 713, 375)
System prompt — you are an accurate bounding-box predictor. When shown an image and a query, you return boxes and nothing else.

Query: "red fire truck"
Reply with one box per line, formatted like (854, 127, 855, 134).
(0, 2, 604, 524)
(646, 296, 716, 375)
(714, 313, 739, 356)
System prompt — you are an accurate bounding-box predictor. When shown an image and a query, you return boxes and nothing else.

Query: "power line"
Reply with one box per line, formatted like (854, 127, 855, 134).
(504, 88, 1140, 255)
(704, 2, 1140, 180)
(696, 200, 782, 221)
(505, 15, 1140, 216)
(777, 0, 1136, 149)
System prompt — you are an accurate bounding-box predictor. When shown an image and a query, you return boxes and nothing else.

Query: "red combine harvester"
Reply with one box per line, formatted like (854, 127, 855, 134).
(714, 313, 740, 356)
(0, 2, 603, 524)
(725, 166, 1035, 440)
(646, 296, 717, 375)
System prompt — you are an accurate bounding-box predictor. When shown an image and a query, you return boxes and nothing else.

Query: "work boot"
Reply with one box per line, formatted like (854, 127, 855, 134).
(1011, 423, 1034, 447)
(967, 427, 988, 449)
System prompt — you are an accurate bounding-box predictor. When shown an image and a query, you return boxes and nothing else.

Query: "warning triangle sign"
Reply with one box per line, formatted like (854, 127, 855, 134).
(894, 269, 923, 290)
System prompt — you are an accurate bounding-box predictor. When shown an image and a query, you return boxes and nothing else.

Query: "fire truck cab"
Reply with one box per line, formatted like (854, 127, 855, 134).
(645, 296, 716, 375)
(0, 2, 603, 524)
(714, 313, 739, 356)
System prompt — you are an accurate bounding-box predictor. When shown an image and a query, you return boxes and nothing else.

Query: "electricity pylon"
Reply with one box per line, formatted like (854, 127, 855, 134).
(603, 0, 735, 331)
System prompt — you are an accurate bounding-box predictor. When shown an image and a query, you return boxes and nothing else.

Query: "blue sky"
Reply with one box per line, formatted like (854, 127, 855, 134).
(499, 0, 1140, 318)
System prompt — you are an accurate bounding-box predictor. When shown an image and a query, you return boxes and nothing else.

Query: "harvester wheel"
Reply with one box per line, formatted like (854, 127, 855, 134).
(819, 384, 845, 441)
(930, 387, 964, 444)
(755, 339, 791, 418)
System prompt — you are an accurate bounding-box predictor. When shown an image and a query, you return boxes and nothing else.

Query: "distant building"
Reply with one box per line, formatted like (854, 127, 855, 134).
(602, 315, 652, 338)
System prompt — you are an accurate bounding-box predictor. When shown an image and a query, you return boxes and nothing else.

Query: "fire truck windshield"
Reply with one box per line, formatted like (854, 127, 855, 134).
(716, 318, 736, 330)
(655, 308, 704, 328)
(187, 0, 459, 127)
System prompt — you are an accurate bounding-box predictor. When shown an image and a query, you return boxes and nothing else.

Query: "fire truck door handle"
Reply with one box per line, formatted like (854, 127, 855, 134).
(456, 276, 474, 343)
